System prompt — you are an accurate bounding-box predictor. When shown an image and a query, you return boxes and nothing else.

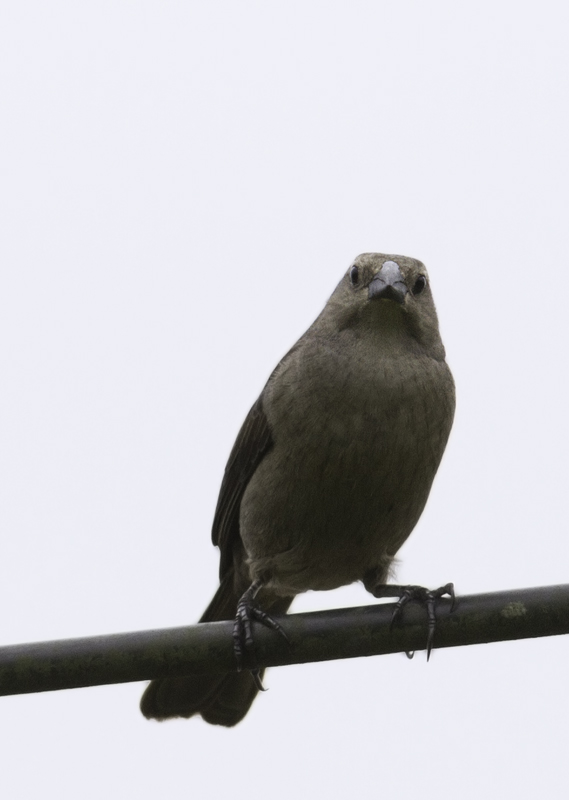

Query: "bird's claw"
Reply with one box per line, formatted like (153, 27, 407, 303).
(373, 581, 455, 660)
(233, 581, 289, 684)
(250, 669, 266, 692)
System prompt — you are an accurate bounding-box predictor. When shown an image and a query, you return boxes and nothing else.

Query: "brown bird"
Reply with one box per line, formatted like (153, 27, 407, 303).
(141, 253, 455, 726)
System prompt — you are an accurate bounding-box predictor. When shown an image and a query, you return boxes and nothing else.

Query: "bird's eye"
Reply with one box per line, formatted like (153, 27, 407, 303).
(349, 265, 360, 286)
(412, 276, 427, 295)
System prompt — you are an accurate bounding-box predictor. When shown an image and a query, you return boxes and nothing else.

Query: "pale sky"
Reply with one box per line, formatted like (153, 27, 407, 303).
(1, 3, 568, 798)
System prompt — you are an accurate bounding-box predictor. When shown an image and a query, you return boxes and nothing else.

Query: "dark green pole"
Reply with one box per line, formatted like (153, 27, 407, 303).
(1, 584, 568, 698)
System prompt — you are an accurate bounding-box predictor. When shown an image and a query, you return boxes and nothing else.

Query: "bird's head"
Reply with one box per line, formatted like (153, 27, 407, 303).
(324, 253, 446, 360)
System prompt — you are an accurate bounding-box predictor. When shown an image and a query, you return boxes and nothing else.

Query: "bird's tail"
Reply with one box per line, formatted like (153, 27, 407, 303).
(140, 573, 293, 727)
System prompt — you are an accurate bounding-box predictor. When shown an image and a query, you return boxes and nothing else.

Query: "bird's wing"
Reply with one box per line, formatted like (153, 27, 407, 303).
(211, 393, 273, 579)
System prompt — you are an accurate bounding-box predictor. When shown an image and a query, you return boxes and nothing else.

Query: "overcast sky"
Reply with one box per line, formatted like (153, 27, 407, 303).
(1, 2, 568, 798)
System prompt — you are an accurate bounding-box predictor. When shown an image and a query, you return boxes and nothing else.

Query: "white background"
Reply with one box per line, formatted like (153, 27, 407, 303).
(1, 2, 568, 798)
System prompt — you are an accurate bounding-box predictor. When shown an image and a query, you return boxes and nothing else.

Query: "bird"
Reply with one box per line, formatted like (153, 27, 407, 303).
(140, 253, 455, 727)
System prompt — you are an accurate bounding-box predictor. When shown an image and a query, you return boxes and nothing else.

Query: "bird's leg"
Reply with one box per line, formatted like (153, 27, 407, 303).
(371, 582, 456, 660)
(233, 579, 289, 691)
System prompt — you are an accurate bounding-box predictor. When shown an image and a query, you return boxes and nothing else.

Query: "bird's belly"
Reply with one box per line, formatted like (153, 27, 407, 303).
(240, 410, 438, 595)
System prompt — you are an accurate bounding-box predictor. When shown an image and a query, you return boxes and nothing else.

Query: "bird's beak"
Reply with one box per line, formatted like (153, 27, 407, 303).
(368, 261, 408, 304)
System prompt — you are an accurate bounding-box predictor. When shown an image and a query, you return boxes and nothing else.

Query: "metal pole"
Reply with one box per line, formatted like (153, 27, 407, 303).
(1, 584, 568, 697)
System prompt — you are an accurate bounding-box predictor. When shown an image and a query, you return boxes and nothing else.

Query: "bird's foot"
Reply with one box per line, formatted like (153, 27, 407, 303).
(372, 582, 456, 660)
(233, 580, 289, 691)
